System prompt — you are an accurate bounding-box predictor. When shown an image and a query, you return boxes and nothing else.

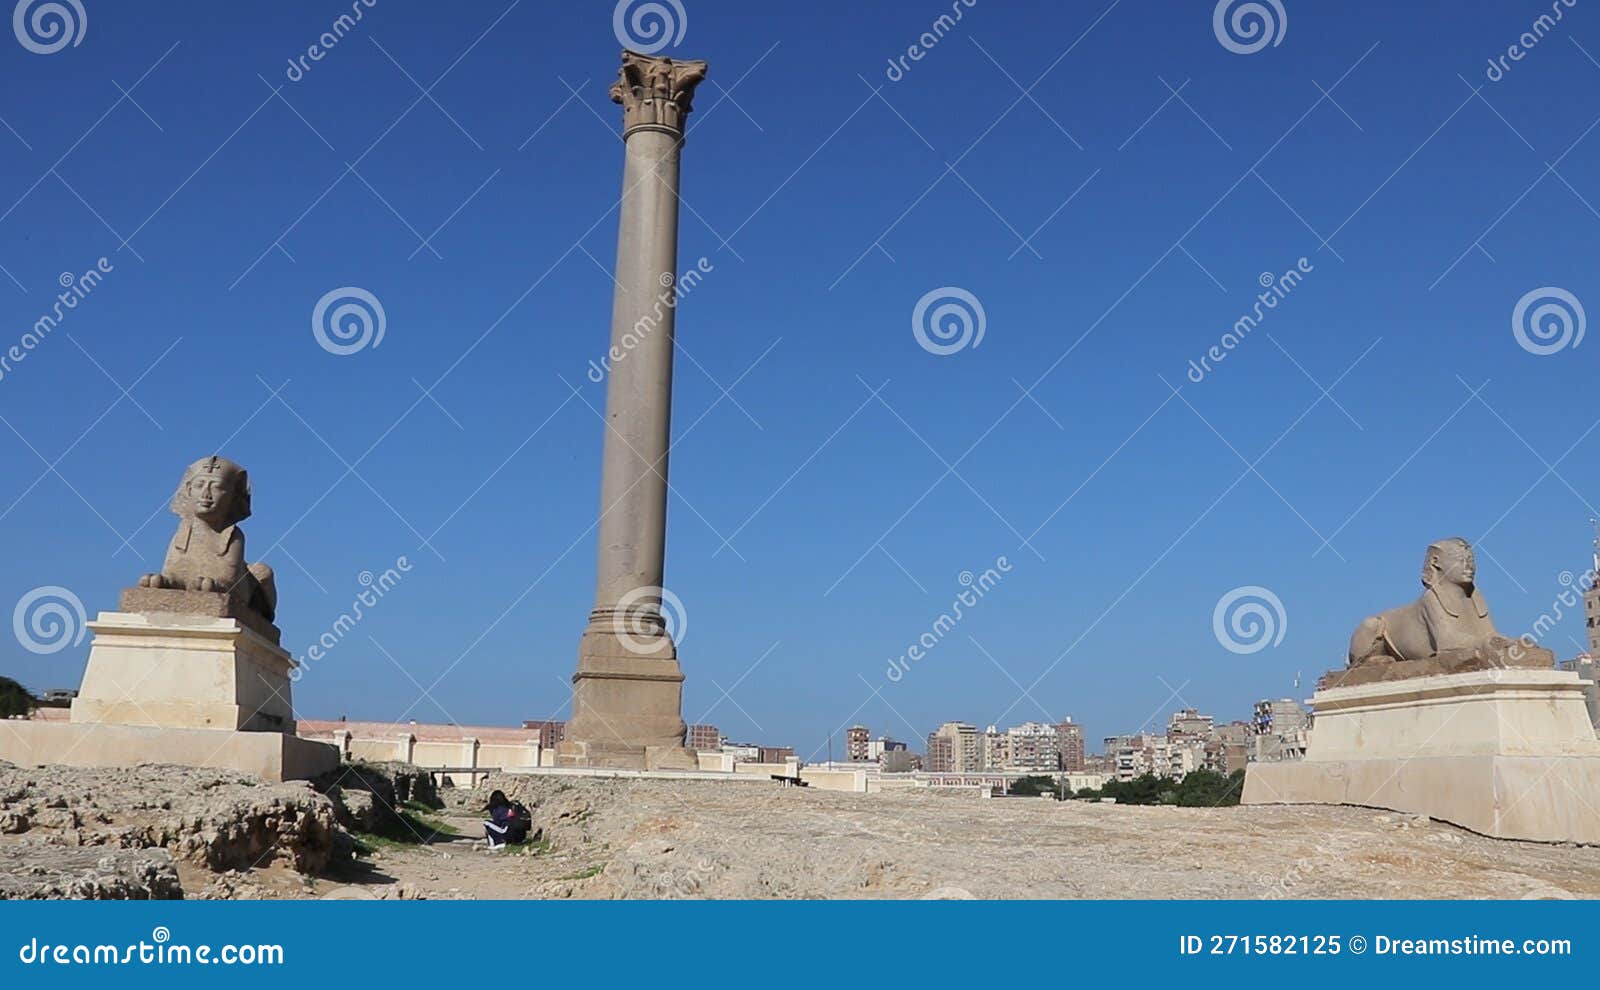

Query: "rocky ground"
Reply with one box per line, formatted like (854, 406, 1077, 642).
(6, 762, 1600, 898)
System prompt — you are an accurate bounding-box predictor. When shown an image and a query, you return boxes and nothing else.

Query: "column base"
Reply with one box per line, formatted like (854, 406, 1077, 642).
(559, 623, 692, 770)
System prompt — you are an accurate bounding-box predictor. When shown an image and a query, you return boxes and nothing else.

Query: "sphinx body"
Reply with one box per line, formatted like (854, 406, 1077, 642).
(138, 455, 277, 622)
(1347, 537, 1502, 667)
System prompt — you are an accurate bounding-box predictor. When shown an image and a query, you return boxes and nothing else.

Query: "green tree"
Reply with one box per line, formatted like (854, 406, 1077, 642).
(0, 677, 35, 719)
(1006, 775, 1060, 797)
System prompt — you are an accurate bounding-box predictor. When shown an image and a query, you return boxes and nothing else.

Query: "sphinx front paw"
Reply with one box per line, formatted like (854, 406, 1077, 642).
(191, 577, 220, 593)
(138, 573, 168, 589)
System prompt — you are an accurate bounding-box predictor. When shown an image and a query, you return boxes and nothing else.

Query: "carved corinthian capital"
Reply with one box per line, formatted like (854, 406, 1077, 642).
(610, 50, 709, 136)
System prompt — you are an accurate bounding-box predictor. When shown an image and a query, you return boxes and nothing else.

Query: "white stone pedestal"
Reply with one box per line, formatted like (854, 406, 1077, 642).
(70, 611, 296, 732)
(0, 611, 337, 782)
(1243, 669, 1600, 842)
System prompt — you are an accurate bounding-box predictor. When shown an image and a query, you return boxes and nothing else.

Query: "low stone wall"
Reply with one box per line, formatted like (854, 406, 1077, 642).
(298, 720, 542, 787)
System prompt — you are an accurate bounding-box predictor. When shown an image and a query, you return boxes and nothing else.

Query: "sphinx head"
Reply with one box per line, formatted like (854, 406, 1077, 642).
(1422, 537, 1475, 590)
(171, 455, 251, 528)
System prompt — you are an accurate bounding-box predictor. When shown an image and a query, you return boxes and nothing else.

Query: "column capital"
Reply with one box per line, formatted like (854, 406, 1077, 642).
(610, 50, 708, 137)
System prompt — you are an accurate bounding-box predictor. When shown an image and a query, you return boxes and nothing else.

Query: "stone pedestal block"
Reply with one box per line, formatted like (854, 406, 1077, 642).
(1243, 669, 1600, 842)
(558, 624, 697, 771)
(0, 720, 337, 783)
(0, 610, 338, 782)
(69, 611, 296, 733)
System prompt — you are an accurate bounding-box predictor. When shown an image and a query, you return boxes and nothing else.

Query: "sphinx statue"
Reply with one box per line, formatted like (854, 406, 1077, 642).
(1337, 537, 1550, 684)
(133, 455, 277, 625)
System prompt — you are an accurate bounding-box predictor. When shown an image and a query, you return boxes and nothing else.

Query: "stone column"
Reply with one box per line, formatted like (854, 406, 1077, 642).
(559, 51, 708, 771)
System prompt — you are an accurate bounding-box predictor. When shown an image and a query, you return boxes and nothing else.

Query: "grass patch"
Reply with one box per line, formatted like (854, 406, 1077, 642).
(353, 809, 466, 855)
(502, 837, 552, 857)
(558, 864, 603, 881)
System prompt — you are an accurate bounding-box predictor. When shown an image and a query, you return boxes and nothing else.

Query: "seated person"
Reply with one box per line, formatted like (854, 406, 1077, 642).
(483, 789, 530, 849)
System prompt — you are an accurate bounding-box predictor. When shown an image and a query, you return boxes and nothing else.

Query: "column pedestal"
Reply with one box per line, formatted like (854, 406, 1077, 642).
(558, 614, 696, 770)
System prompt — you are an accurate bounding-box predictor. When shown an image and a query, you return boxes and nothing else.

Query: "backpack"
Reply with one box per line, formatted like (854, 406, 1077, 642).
(507, 801, 532, 842)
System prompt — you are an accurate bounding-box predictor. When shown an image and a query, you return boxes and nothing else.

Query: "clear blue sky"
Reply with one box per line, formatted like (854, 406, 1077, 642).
(3, 0, 1598, 758)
